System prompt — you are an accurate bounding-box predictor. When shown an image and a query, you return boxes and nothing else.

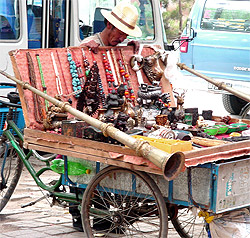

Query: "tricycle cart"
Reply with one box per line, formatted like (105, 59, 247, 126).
(1, 45, 250, 238)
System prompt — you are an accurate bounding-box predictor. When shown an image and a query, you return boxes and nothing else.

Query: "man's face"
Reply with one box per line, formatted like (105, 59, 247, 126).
(108, 26, 128, 46)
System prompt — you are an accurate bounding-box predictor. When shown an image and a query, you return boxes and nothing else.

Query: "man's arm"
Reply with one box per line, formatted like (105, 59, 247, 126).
(80, 40, 100, 54)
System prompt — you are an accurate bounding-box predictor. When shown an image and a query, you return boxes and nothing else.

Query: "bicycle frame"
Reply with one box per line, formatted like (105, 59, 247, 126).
(1, 113, 82, 204)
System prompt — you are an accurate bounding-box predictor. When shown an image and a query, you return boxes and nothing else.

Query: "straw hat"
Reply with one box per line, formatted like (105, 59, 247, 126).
(101, 2, 142, 37)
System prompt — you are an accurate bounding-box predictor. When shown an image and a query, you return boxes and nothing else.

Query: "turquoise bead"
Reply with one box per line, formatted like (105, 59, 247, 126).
(85, 70, 90, 76)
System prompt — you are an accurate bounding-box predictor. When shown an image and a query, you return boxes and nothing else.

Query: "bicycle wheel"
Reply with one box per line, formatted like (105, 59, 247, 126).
(0, 141, 23, 212)
(82, 166, 168, 237)
(171, 206, 208, 238)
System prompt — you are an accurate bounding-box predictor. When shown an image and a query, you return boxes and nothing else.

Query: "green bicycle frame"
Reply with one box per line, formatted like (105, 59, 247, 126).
(2, 119, 82, 204)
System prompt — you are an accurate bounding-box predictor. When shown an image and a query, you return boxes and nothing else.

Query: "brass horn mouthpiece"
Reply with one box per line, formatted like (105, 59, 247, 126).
(135, 140, 185, 181)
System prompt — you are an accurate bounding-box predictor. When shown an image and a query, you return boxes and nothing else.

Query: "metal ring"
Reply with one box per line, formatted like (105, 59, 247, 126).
(130, 55, 144, 71)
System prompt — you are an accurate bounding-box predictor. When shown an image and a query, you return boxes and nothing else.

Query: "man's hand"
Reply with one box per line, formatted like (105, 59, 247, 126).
(127, 40, 140, 54)
(80, 40, 100, 54)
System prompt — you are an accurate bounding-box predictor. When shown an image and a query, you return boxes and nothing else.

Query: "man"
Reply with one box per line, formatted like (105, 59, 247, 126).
(80, 2, 142, 53)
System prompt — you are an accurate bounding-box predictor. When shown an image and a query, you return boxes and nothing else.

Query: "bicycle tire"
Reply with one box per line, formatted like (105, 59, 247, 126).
(171, 206, 208, 238)
(82, 166, 168, 237)
(0, 142, 23, 212)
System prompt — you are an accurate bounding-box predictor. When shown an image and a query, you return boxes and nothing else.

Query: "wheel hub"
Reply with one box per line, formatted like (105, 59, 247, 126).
(112, 213, 123, 225)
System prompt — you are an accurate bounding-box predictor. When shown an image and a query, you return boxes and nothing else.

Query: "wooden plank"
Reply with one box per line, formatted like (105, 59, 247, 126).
(212, 116, 250, 125)
(24, 135, 110, 158)
(9, 50, 31, 128)
(24, 142, 163, 175)
(24, 128, 138, 156)
(184, 140, 250, 159)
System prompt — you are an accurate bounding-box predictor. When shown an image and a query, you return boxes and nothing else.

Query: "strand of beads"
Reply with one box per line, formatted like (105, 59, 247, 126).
(106, 49, 118, 86)
(55, 50, 72, 104)
(26, 52, 45, 123)
(102, 51, 116, 94)
(110, 48, 122, 85)
(70, 49, 85, 86)
(81, 48, 91, 81)
(120, 48, 135, 103)
(36, 53, 49, 111)
(67, 49, 82, 98)
(117, 49, 135, 103)
(51, 52, 63, 96)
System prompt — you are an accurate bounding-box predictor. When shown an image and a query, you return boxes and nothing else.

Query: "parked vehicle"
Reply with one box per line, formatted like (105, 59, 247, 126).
(0, 0, 167, 83)
(180, 0, 250, 115)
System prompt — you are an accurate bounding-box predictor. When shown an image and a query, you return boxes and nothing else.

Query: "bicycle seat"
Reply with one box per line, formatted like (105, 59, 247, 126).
(7, 92, 20, 104)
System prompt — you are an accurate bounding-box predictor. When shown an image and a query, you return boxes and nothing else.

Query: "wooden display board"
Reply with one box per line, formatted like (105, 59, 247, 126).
(9, 45, 175, 131)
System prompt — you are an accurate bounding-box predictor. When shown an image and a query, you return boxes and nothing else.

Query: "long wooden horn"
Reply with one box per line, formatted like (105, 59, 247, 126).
(177, 63, 250, 103)
(0, 69, 185, 181)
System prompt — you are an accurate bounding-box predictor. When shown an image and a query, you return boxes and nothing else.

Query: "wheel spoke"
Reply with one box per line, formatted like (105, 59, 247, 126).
(171, 207, 208, 238)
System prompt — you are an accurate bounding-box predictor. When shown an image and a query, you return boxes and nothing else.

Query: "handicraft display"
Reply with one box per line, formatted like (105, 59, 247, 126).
(11, 45, 179, 139)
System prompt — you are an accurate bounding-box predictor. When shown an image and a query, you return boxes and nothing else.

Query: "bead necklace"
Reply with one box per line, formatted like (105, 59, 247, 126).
(67, 49, 82, 98)
(110, 48, 122, 85)
(102, 51, 116, 93)
(55, 50, 72, 104)
(26, 52, 45, 123)
(36, 53, 49, 111)
(77, 48, 103, 113)
(117, 49, 135, 102)
(81, 48, 91, 80)
(70, 49, 85, 86)
(106, 49, 118, 86)
(51, 52, 63, 96)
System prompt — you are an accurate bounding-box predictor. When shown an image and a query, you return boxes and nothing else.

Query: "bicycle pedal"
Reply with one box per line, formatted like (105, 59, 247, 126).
(21, 193, 50, 208)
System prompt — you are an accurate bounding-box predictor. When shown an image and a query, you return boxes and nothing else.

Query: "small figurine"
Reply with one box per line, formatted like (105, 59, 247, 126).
(174, 90, 186, 121)
(104, 89, 120, 109)
(43, 95, 68, 132)
(76, 63, 101, 116)
(142, 52, 164, 83)
(137, 83, 162, 108)
(114, 112, 129, 132)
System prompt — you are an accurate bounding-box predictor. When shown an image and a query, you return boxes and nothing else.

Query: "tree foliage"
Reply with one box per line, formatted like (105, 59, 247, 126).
(160, 0, 195, 41)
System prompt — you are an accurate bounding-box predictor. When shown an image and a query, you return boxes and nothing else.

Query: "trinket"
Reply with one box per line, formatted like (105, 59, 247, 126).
(77, 51, 102, 115)
(173, 90, 186, 122)
(102, 52, 116, 93)
(36, 53, 49, 111)
(26, 52, 46, 123)
(43, 95, 68, 131)
(137, 83, 162, 109)
(67, 49, 82, 97)
(142, 51, 164, 83)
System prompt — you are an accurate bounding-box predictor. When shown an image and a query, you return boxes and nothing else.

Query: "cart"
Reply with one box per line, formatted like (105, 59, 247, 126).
(1, 45, 250, 237)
